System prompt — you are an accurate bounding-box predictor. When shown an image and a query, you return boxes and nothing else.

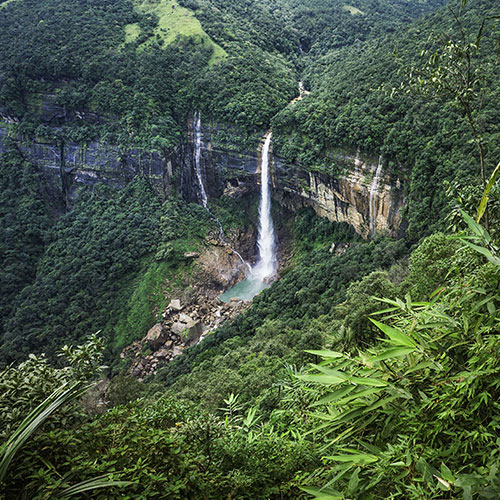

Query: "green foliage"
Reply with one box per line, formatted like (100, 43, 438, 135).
(0, 333, 104, 441)
(295, 216, 500, 499)
(0, 179, 212, 365)
(3, 394, 314, 499)
(157, 210, 408, 412)
(335, 271, 397, 348)
(272, 0, 500, 241)
(106, 374, 145, 408)
(112, 260, 176, 351)
(477, 159, 500, 224)
(0, 381, 89, 484)
(404, 232, 461, 299)
(1, 180, 163, 363)
(0, 151, 51, 339)
(0, 336, 132, 499)
(445, 177, 500, 241)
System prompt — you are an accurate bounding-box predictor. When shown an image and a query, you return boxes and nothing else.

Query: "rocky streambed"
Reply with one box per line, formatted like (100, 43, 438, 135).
(123, 295, 249, 379)
(121, 232, 254, 379)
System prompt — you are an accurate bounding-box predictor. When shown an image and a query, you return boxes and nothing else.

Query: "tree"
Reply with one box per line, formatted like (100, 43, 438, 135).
(399, 1, 499, 230)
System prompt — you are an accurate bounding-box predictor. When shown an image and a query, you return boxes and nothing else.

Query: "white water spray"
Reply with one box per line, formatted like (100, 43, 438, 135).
(252, 132, 277, 280)
(194, 111, 208, 208)
(369, 155, 383, 236)
(218, 132, 277, 302)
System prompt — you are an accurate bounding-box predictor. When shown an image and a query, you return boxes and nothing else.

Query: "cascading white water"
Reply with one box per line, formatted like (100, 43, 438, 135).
(194, 111, 208, 208)
(193, 112, 249, 269)
(252, 132, 277, 280)
(369, 155, 383, 236)
(219, 132, 277, 302)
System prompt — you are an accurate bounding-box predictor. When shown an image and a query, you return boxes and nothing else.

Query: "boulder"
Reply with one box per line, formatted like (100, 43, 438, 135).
(172, 345, 184, 357)
(156, 348, 170, 359)
(183, 251, 200, 259)
(171, 322, 185, 335)
(144, 323, 167, 350)
(179, 313, 192, 324)
(168, 299, 183, 311)
(183, 319, 203, 345)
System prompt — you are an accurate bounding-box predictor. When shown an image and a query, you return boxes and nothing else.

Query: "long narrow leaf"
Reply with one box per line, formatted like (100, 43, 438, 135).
(476, 160, 500, 223)
(369, 347, 415, 362)
(0, 382, 88, 482)
(59, 475, 133, 497)
(369, 319, 416, 348)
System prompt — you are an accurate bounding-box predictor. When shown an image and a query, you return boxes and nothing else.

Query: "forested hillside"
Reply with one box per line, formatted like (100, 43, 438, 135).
(1, 0, 500, 498)
(272, 0, 500, 239)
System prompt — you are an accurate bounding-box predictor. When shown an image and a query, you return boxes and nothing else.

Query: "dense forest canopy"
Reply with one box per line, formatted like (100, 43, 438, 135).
(1, 0, 500, 498)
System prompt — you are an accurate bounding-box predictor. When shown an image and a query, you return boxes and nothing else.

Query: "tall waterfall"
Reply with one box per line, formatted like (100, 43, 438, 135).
(252, 132, 277, 280)
(219, 132, 277, 303)
(369, 155, 383, 236)
(194, 111, 208, 208)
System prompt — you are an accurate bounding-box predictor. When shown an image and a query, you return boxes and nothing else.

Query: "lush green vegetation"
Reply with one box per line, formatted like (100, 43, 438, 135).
(2, 0, 500, 498)
(0, 151, 51, 341)
(3, 198, 500, 498)
(272, 0, 500, 240)
(0, 170, 217, 366)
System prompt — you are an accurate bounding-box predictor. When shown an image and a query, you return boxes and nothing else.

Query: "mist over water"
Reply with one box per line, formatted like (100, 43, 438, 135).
(220, 132, 277, 303)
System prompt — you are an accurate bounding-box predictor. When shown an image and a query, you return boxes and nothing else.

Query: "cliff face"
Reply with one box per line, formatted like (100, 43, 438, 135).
(185, 118, 261, 202)
(0, 123, 174, 208)
(272, 152, 404, 238)
(193, 123, 405, 238)
(0, 102, 405, 236)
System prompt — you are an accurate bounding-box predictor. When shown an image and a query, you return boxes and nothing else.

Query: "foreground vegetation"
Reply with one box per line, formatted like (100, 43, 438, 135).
(1, 193, 499, 498)
(1, 0, 500, 498)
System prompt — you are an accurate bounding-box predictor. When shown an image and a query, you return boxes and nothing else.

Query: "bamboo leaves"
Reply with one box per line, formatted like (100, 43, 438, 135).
(476, 160, 500, 224)
(369, 319, 416, 348)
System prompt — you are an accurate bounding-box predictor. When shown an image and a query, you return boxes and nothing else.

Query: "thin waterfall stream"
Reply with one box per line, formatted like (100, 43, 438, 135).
(220, 131, 277, 303)
(194, 112, 249, 268)
(369, 155, 383, 237)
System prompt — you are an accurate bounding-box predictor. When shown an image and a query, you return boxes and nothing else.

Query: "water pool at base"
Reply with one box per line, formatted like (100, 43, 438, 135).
(219, 275, 270, 303)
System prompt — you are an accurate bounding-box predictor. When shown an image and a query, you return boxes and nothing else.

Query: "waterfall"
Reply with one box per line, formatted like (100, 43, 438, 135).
(194, 111, 208, 208)
(193, 111, 249, 269)
(252, 132, 277, 280)
(369, 155, 383, 236)
(218, 131, 277, 303)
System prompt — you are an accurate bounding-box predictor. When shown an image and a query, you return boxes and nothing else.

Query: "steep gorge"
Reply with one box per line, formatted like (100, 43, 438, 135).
(0, 112, 404, 245)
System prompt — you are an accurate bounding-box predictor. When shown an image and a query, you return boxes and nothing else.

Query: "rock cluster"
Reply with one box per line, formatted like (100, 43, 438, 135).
(123, 296, 249, 379)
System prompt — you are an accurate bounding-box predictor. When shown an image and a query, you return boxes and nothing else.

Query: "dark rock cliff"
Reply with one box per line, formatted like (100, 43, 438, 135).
(0, 98, 405, 236)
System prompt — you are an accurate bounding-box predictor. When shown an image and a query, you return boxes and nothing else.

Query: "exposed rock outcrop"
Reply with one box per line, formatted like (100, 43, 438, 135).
(1, 94, 405, 237)
(273, 152, 404, 238)
(0, 122, 175, 207)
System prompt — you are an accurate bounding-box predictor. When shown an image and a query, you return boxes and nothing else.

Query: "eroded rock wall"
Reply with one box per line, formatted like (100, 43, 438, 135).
(0, 98, 405, 237)
(0, 122, 174, 207)
(273, 152, 405, 238)
(192, 123, 405, 238)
